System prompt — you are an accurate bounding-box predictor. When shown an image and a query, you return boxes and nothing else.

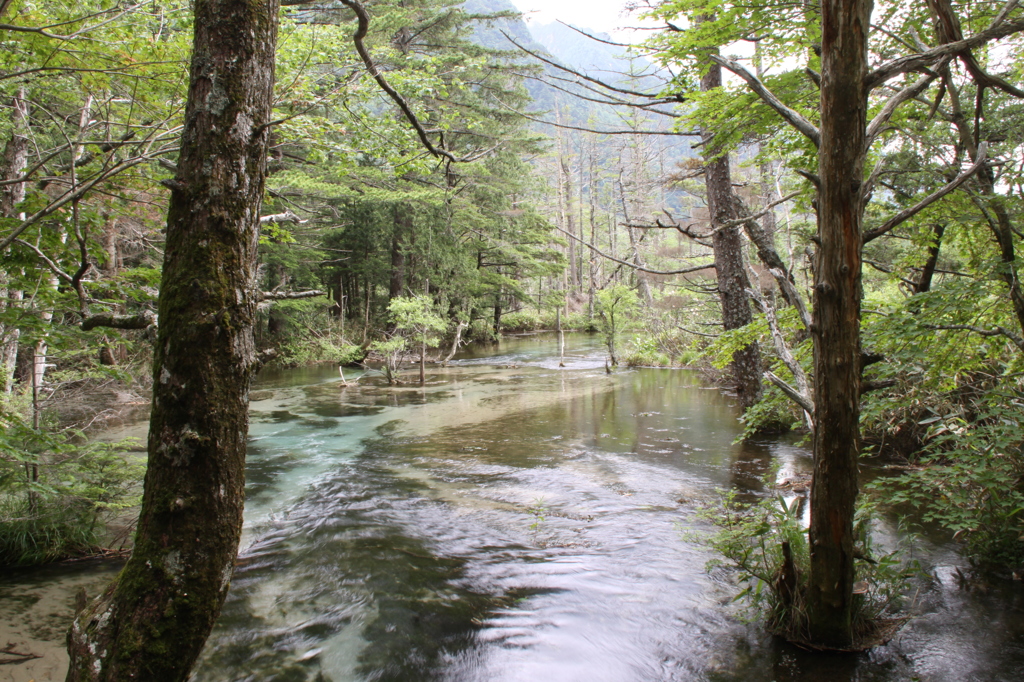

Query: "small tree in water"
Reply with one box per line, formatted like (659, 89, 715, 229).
(374, 296, 446, 385)
(596, 284, 639, 366)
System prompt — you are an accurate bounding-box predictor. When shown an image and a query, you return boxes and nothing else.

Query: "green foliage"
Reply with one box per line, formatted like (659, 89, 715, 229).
(623, 324, 701, 367)
(872, 386, 1024, 568)
(365, 296, 448, 384)
(697, 487, 919, 641)
(557, 312, 599, 333)
(499, 310, 543, 333)
(596, 284, 640, 365)
(367, 337, 410, 385)
(702, 306, 811, 437)
(622, 335, 671, 367)
(527, 496, 547, 533)
(467, 319, 499, 343)
(850, 272, 1024, 568)
(739, 384, 805, 439)
(0, 415, 143, 567)
(388, 295, 447, 347)
(264, 299, 359, 367)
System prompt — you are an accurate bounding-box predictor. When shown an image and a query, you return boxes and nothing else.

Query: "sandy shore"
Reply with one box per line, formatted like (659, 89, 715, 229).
(0, 561, 121, 682)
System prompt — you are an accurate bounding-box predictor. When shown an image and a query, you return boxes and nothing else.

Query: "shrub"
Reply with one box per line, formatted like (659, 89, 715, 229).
(622, 336, 669, 367)
(697, 486, 919, 645)
(623, 331, 702, 367)
(499, 310, 543, 333)
(0, 416, 143, 567)
(553, 312, 598, 332)
(596, 285, 640, 365)
(264, 298, 358, 367)
(873, 386, 1024, 568)
(467, 319, 498, 343)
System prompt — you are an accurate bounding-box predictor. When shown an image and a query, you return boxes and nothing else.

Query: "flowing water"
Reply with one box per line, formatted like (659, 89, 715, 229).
(3, 334, 1024, 681)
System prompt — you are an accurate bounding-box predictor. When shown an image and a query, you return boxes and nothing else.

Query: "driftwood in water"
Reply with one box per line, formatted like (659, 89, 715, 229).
(442, 320, 467, 366)
(557, 308, 565, 368)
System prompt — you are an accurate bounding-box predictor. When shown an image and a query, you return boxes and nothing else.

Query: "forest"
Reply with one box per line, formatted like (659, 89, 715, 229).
(1, 0, 1024, 679)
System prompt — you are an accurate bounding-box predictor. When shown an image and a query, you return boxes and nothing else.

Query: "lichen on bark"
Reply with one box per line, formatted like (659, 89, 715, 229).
(65, 0, 280, 679)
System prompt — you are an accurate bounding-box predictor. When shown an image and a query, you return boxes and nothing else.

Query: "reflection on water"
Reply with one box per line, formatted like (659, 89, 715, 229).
(190, 334, 1024, 681)
(2, 334, 1023, 681)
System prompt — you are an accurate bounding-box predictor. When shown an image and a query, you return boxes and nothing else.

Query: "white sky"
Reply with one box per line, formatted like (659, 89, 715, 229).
(508, 0, 656, 41)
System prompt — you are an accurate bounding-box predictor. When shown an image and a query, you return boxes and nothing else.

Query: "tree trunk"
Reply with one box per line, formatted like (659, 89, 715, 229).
(0, 87, 28, 393)
(0, 87, 28, 217)
(389, 208, 407, 301)
(914, 223, 945, 294)
(557, 307, 565, 367)
(419, 340, 425, 385)
(976, 166, 1024, 334)
(806, 0, 871, 648)
(562, 157, 579, 293)
(699, 44, 762, 410)
(362, 279, 371, 344)
(588, 144, 598, 318)
(66, 0, 279, 678)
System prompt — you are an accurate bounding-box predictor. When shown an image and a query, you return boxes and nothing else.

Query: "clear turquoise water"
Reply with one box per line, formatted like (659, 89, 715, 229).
(190, 334, 1024, 681)
(4, 334, 1022, 681)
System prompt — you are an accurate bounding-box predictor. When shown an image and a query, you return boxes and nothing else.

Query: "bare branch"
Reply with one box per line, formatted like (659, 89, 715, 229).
(553, 224, 715, 276)
(502, 102, 696, 135)
(924, 323, 1024, 353)
(338, 0, 498, 164)
(715, 191, 800, 233)
(991, 0, 1021, 29)
(260, 209, 307, 225)
(866, 66, 944, 145)
(866, 16, 1024, 89)
(730, 193, 811, 322)
(710, 54, 821, 147)
(502, 31, 681, 104)
(259, 289, 326, 301)
(0, 145, 179, 252)
(556, 21, 636, 49)
(770, 269, 813, 330)
(862, 143, 988, 243)
(748, 277, 813, 429)
(765, 370, 815, 415)
(82, 311, 157, 332)
(13, 239, 74, 285)
(520, 70, 681, 115)
(677, 325, 721, 338)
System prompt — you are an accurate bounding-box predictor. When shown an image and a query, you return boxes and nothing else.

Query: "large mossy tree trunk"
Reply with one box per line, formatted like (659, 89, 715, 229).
(700, 44, 762, 411)
(66, 0, 279, 679)
(806, 0, 870, 648)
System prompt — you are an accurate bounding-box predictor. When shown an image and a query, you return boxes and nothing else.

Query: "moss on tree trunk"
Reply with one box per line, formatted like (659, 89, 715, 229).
(65, 0, 280, 679)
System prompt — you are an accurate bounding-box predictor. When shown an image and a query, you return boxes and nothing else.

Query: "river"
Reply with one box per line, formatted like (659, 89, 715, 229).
(2, 333, 1024, 681)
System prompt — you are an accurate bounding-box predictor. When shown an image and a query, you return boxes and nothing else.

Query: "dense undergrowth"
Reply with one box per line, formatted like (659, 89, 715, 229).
(0, 412, 142, 567)
(697, 483, 922, 647)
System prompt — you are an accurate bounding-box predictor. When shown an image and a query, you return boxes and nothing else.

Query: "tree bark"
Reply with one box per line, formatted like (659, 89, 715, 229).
(66, 0, 279, 678)
(914, 223, 945, 294)
(807, 0, 871, 648)
(0, 87, 28, 393)
(0, 87, 28, 217)
(389, 208, 407, 301)
(700, 42, 762, 410)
